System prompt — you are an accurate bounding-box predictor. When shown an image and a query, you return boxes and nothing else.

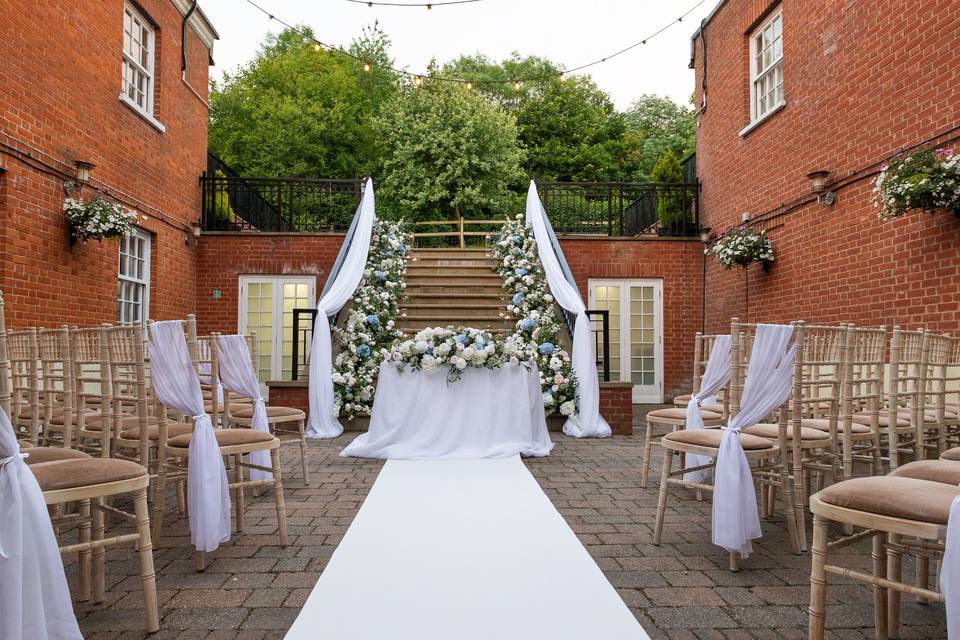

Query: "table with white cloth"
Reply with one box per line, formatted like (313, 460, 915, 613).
(340, 361, 553, 459)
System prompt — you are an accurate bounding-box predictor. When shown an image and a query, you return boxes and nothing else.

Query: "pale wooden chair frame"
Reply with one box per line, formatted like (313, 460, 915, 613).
(836, 325, 886, 478)
(884, 327, 929, 469)
(106, 324, 160, 470)
(8, 327, 40, 444)
(68, 326, 113, 457)
(37, 325, 74, 448)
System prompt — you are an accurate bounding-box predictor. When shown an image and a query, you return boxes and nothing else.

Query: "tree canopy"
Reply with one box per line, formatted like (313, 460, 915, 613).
(623, 94, 696, 180)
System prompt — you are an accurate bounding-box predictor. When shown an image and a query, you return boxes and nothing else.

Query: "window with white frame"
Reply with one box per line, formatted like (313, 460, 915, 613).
(121, 3, 155, 116)
(749, 10, 784, 122)
(118, 229, 151, 325)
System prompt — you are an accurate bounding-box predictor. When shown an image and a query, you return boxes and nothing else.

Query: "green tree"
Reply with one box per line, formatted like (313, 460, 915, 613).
(208, 25, 396, 178)
(371, 74, 525, 219)
(650, 150, 687, 228)
(623, 94, 696, 180)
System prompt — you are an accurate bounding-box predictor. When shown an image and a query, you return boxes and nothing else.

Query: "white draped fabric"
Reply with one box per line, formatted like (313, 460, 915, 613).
(944, 497, 960, 639)
(0, 409, 82, 640)
(307, 178, 377, 439)
(342, 362, 553, 460)
(524, 181, 610, 438)
(684, 335, 731, 483)
(712, 324, 797, 558)
(148, 320, 231, 552)
(217, 335, 271, 481)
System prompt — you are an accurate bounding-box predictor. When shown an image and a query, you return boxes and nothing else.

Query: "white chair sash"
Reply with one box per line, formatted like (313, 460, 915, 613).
(684, 335, 731, 482)
(307, 178, 377, 439)
(944, 496, 960, 638)
(712, 324, 797, 558)
(524, 181, 610, 438)
(217, 335, 271, 481)
(0, 408, 83, 640)
(148, 320, 231, 553)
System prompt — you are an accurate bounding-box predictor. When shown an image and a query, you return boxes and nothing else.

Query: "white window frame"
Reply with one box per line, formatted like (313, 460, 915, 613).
(747, 9, 784, 126)
(117, 228, 151, 326)
(119, 3, 165, 132)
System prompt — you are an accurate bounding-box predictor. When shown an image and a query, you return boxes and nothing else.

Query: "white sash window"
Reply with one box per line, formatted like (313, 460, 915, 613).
(121, 3, 155, 116)
(118, 228, 151, 325)
(750, 10, 784, 122)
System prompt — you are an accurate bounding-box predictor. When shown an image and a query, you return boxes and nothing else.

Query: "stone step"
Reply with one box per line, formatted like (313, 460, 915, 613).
(412, 257, 498, 268)
(406, 265, 496, 277)
(403, 303, 505, 312)
(412, 248, 490, 258)
(398, 314, 515, 328)
(406, 275, 503, 287)
(403, 294, 507, 306)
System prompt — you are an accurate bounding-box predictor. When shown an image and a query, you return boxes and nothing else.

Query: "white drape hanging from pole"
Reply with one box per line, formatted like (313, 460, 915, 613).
(217, 335, 271, 481)
(712, 324, 796, 558)
(684, 335, 731, 482)
(307, 178, 377, 439)
(0, 409, 83, 640)
(148, 320, 231, 553)
(524, 181, 610, 438)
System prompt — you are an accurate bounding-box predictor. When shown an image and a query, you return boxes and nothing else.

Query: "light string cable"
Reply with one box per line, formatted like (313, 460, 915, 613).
(346, 0, 484, 8)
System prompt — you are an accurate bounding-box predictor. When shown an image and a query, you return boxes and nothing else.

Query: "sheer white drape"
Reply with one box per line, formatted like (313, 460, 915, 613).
(712, 324, 796, 558)
(307, 179, 377, 439)
(148, 320, 231, 552)
(524, 182, 610, 438)
(684, 335, 731, 483)
(217, 335, 271, 481)
(0, 409, 82, 640)
(944, 497, 960, 639)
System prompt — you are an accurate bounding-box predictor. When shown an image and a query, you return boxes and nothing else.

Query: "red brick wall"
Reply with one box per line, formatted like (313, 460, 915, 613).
(559, 237, 704, 400)
(693, 0, 960, 334)
(600, 382, 634, 435)
(0, 0, 213, 326)
(194, 232, 344, 333)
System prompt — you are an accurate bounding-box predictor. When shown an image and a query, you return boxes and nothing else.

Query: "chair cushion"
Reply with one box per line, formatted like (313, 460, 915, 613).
(230, 405, 304, 420)
(851, 413, 909, 429)
(22, 447, 91, 465)
(120, 422, 193, 441)
(166, 428, 275, 449)
(663, 428, 774, 451)
(672, 394, 692, 405)
(890, 460, 960, 486)
(803, 418, 873, 434)
(700, 403, 724, 414)
(742, 423, 832, 441)
(940, 447, 960, 462)
(816, 476, 960, 525)
(84, 414, 152, 428)
(48, 409, 100, 426)
(31, 458, 147, 492)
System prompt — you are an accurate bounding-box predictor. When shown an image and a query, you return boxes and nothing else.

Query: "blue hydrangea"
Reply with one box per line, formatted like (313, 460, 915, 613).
(374, 270, 386, 281)
(515, 267, 528, 277)
(512, 234, 523, 245)
(520, 318, 535, 332)
(539, 342, 555, 355)
(455, 334, 470, 345)
(384, 251, 393, 257)
(512, 292, 524, 305)
(344, 386, 353, 393)
(356, 345, 371, 358)
(398, 246, 408, 256)
(365, 314, 380, 325)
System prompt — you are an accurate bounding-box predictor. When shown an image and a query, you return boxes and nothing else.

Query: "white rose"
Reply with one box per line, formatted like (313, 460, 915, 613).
(455, 359, 468, 370)
(544, 294, 553, 303)
(415, 341, 429, 353)
(462, 346, 475, 359)
(438, 343, 451, 355)
(560, 400, 575, 416)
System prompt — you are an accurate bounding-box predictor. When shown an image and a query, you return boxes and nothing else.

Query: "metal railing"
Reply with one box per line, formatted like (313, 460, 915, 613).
(290, 308, 318, 381)
(585, 309, 611, 382)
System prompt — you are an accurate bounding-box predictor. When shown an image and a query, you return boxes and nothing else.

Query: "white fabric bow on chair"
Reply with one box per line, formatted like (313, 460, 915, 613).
(307, 178, 377, 439)
(217, 334, 271, 481)
(684, 335, 732, 482)
(148, 320, 231, 553)
(712, 324, 797, 558)
(524, 181, 610, 438)
(0, 407, 83, 640)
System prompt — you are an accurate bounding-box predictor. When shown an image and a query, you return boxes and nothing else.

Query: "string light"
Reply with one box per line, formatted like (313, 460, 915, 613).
(413, 75, 424, 87)
(347, 0, 482, 7)
(363, 61, 371, 72)
(465, 81, 473, 90)
(512, 81, 522, 92)
(313, 43, 322, 52)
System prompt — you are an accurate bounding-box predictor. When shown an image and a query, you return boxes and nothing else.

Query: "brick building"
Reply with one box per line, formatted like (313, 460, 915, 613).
(0, 0, 217, 327)
(690, 0, 960, 334)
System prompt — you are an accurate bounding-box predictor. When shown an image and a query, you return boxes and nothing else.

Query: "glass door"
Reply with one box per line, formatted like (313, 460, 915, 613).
(589, 279, 663, 403)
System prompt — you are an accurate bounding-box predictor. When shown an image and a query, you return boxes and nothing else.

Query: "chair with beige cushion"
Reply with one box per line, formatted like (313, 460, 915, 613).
(944, 336, 960, 447)
(882, 327, 933, 468)
(9, 327, 40, 444)
(37, 326, 75, 448)
(67, 326, 113, 457)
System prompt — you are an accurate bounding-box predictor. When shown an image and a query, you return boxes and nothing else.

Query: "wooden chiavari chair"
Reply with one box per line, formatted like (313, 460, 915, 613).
(8, 327, 40, 444)
(944, 335, 960, 447)
(67, 326, 113, 457)
(37, 326, 74, 448)
(921, 332, 953, 458)
(880, 327, 927, 469)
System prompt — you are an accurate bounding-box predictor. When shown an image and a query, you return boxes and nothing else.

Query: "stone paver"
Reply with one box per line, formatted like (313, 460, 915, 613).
(69, 409, 946, 639)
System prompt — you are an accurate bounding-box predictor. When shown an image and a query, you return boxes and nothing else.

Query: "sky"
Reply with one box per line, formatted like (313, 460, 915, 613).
(198, 0, 716, 110)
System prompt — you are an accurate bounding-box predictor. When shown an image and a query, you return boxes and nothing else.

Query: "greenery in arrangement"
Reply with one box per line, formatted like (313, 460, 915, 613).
(332, 220, 411, 419)
(873, 148, 960, 219)
(650, 150, 688, 229)
(62, 196, 138, 244)
(708, 225, 774, 270)
(390, 326, 510, 384)
(492, 217, 578, 417)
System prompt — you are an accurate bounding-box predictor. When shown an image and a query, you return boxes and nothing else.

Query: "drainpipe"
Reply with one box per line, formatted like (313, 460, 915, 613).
(181, 0, 198, 78)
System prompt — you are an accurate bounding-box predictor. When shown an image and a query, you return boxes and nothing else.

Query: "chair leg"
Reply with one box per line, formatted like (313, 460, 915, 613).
(92, 497, 106, 604)
(653, 447, 672, 546)
(271, 447, 289, 546)
(873, 532, 889, 640)
(808, 515, 829, 640)
(234, 454, 245, 533)
(298, 420, 310, 485)
(916, 555, 929, 605)
(640, 420, 654, 489)
(133, 488, 159, 634)
(728, 552, 740, 572)
(887, 533, 902, 637)
(77, 499, 91, 602)
(778, 459, 803, 554)
(791, 445, 808, 552)
(152, 465, 167, 544)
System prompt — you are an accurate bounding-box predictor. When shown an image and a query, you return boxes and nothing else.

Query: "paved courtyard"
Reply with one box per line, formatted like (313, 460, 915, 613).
(72, 410, 947, 639)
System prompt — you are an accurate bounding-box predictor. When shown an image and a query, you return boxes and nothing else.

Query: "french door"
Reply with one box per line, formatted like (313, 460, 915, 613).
(588, 279, 663, 403)
(238, 276, 316, 390)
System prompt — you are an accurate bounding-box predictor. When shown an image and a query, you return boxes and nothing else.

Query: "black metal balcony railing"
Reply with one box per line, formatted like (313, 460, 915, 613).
(291, 308, 318, 381)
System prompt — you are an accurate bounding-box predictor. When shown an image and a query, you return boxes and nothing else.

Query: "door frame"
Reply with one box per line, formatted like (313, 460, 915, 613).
(588, 278, 664, 404)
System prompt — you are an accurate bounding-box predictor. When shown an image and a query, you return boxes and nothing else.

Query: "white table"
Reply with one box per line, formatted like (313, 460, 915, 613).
(340, 361, 553, 459)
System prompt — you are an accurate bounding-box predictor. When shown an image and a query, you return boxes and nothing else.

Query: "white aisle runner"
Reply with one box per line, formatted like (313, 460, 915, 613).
(285, 456, 648, 639)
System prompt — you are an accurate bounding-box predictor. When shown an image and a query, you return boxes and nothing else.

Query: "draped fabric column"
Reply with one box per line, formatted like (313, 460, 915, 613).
(683, 335, 731, 482)
(944, 497, 960, 639)
(148, 320, 231, 553)
(0, 409, 83, 640)
(307, 179, 377, 439)
(524, 182, 611, 438)
(712, 324, 797, 558)
(217, 335, 271, 481)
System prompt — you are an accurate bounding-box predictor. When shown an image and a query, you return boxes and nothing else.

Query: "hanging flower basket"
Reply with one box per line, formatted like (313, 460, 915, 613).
(873, 148, 960, 220)
(707, 225, 774, 270)
(63, 197, 139, 245)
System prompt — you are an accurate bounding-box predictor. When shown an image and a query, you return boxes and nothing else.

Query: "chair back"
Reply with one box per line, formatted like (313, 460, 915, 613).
(729, 318, 802, 425)
(69, 325, 112, 455)
(791, 323, 846, 425)
(37, 326, 74, 447)
(690, 333, 729, 410)
(840, 325, 887, 425)
(946, 336, 960, 414)
(0, 291, 10, 419)
(8, 327, 39, 443)
(106, 324, 151, 454)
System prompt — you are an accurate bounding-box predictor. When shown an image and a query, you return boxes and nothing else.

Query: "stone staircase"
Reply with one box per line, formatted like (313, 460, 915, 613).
(397, 248, 513, 336)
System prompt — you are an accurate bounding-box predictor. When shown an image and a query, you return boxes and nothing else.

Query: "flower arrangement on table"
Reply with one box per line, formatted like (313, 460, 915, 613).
(491, 216, 578, 418)
(873, 148, 960, 220)
(389, 326, 513, 383)
(707, 224, 774, 270)
(332, 220, 411, 419)
(63, 196, 139, 244)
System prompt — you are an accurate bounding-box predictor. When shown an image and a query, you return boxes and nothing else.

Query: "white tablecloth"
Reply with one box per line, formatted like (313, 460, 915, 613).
(341, 361, 553, 459)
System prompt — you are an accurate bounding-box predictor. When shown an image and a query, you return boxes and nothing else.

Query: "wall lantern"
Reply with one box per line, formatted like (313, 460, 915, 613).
(806, 170, 830, 194)
(699, 227, 712, 243)
(74, 160, 95, 184)
(192, 222, 202, 238)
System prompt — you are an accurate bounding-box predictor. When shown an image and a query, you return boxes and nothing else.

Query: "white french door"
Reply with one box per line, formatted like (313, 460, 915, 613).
(589, 279, 663, 403)
(238, 276, 316, 389)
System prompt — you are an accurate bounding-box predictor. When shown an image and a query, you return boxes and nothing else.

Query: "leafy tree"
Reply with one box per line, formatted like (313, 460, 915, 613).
(650, 150, 687, 228)
(623, 94, 696, 180)
(371, 74, 525, 219)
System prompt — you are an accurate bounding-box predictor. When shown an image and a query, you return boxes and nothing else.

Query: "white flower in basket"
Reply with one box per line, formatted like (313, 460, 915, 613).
(63, 197, 138, 244)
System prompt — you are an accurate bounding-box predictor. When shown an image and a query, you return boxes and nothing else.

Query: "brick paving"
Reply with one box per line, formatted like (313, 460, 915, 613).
(71, 410, 947, 639)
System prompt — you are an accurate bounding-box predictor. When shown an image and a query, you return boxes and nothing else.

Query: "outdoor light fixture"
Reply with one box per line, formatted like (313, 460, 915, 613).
(699, 227, 712, 243)
(741, 212, 750, 222)
(74, 160, 95, 184)
(806, 170, 830, 194)
(192, 223, 202, 238)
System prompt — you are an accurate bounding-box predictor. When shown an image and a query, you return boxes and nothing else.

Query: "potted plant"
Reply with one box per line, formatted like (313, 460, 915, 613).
(873, 148, 960, 220)
(652, 150, 695, 236)
(707, 225, 775, 270)
(63, 196, 138, 245)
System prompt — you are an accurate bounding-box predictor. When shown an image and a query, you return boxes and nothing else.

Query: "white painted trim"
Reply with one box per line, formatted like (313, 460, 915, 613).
(747, 9, 784, 125)
(117, 227, 151, 325)
(169, 0, 220, 48)
(118, 93, 166, 132)
(739, 100, 786, 137)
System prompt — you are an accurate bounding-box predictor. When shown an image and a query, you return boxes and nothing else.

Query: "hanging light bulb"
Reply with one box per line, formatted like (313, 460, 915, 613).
(313, 43, 322, 52)
(366, 1, 373, 6)
(413, 75, 424, 87)
(465, 81, 473, 90)
(363, 61, 371, 72)
(513, 81, 522, 92)
(426, 3, 433, 8)
(558, 71, 566, 82)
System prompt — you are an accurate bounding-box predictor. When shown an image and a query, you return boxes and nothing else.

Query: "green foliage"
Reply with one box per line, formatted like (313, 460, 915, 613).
(624, 94, 696, 180)
(650, 150, 686, 227)
(371, 75, 525, 220)
(212, 170, 235, 223)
